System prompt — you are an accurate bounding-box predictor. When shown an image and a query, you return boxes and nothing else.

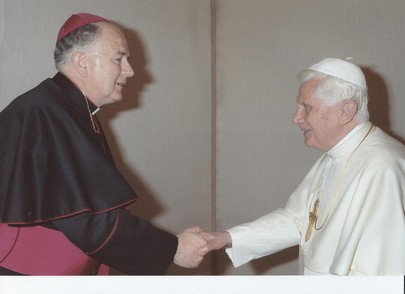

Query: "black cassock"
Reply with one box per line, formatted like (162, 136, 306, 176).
(0, 73, 177, 274)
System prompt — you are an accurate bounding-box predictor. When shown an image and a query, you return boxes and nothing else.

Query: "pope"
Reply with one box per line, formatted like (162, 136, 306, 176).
(198, 57, 405, 275)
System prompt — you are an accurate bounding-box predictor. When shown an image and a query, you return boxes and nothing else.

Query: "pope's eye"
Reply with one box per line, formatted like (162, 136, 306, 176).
(303, 104, 312, 112)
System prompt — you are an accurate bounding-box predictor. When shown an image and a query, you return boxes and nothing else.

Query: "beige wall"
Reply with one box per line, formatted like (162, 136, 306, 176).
(1, 0, 405, 276)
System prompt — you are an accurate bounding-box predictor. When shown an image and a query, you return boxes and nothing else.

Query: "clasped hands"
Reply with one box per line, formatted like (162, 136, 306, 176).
(174, 227, 231, 268)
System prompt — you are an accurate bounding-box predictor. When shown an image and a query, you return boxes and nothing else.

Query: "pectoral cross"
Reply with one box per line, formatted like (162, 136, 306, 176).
(305, 199, 319, 242)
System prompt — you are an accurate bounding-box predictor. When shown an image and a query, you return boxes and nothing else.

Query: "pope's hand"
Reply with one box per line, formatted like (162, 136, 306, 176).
(197, 231, 232, 255)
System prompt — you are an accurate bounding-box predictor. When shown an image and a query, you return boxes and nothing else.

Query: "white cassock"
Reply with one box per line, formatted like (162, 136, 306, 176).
(226, 122, 405, 275)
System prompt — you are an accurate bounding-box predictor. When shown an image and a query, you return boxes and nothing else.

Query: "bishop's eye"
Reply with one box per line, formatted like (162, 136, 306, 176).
(113, 57, 123, 64)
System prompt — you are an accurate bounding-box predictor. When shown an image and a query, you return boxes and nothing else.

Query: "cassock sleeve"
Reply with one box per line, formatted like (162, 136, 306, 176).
(225, 208, 301, 267)
(51, 209, 178, 275)
(224, 160, 319, 268)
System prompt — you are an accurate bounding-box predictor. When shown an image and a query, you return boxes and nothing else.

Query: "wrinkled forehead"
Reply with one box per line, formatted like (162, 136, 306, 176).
(297, 78, 323, 101)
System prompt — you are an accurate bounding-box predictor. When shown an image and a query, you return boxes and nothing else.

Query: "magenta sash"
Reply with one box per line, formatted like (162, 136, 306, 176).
(0, 224, 109, 275)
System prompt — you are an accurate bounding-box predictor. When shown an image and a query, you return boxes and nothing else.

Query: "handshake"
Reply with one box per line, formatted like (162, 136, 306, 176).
(173, 227, 231, 268)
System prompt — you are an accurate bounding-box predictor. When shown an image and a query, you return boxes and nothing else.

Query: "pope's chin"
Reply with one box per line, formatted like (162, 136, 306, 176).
(303, 131, 314, 147)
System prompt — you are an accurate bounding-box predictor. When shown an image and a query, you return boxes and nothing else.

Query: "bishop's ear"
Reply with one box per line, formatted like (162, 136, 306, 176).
(340, 100, 358, 124)
(71, 51, 88, 77)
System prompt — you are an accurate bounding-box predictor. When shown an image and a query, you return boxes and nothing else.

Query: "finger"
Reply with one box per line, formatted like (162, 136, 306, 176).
(184, 226, 202, 233)
(198, 231, 212, 240)
(192, 226, 202, 233)
(191, 234, 208, 247)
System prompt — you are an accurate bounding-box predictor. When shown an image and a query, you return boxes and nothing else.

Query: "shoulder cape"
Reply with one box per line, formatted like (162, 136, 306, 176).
(0, 73, 137, 224)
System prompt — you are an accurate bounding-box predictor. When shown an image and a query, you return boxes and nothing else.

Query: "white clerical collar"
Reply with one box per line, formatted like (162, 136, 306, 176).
(327, 122, 371, 159)
(92, 107, 101, 115)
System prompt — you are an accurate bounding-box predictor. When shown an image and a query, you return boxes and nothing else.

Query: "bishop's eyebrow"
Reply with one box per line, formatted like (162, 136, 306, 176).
(117, 51, 130, 57)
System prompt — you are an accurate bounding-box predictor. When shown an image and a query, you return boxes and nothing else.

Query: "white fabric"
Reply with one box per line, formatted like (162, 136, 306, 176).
(307, 57, 367, 90)
(226, 122, 405, 275)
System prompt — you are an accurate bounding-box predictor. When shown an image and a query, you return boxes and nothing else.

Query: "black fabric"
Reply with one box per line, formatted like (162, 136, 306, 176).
(52, 208, 178, 275)
(0, 266, 26, 275)
(0, 73, 178, 274)
(51, 209, 119, 253)
(0, 73, 136, 223)
(93, 209, 177, 275)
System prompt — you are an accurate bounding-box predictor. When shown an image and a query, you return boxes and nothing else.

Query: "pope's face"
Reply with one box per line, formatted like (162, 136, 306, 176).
(292, 78, 344, 151)
(83, 22, 134, 107)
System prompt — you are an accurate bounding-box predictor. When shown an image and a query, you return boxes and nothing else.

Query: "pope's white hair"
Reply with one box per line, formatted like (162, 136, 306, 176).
(299, 69, 369, 123)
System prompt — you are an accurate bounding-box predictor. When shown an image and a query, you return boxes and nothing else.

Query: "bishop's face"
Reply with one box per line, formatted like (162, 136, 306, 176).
(292, 78, 344, 152)
(83, 22, 134, 107)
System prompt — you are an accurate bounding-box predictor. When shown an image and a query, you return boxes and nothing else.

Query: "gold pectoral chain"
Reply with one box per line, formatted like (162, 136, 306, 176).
(304, 124, 374, 243)
(84, 95, 100, 134)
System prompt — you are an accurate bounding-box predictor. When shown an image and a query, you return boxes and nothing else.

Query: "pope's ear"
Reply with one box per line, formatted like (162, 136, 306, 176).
(71, 51, 88, 77)
(340, 100, 358, 124)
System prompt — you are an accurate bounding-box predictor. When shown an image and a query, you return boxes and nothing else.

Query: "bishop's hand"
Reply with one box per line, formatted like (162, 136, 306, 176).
(174, 226, 207, 268)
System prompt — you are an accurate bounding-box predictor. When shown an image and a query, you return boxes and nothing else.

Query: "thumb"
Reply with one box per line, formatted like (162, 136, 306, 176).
(197, 244, 209, 256)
